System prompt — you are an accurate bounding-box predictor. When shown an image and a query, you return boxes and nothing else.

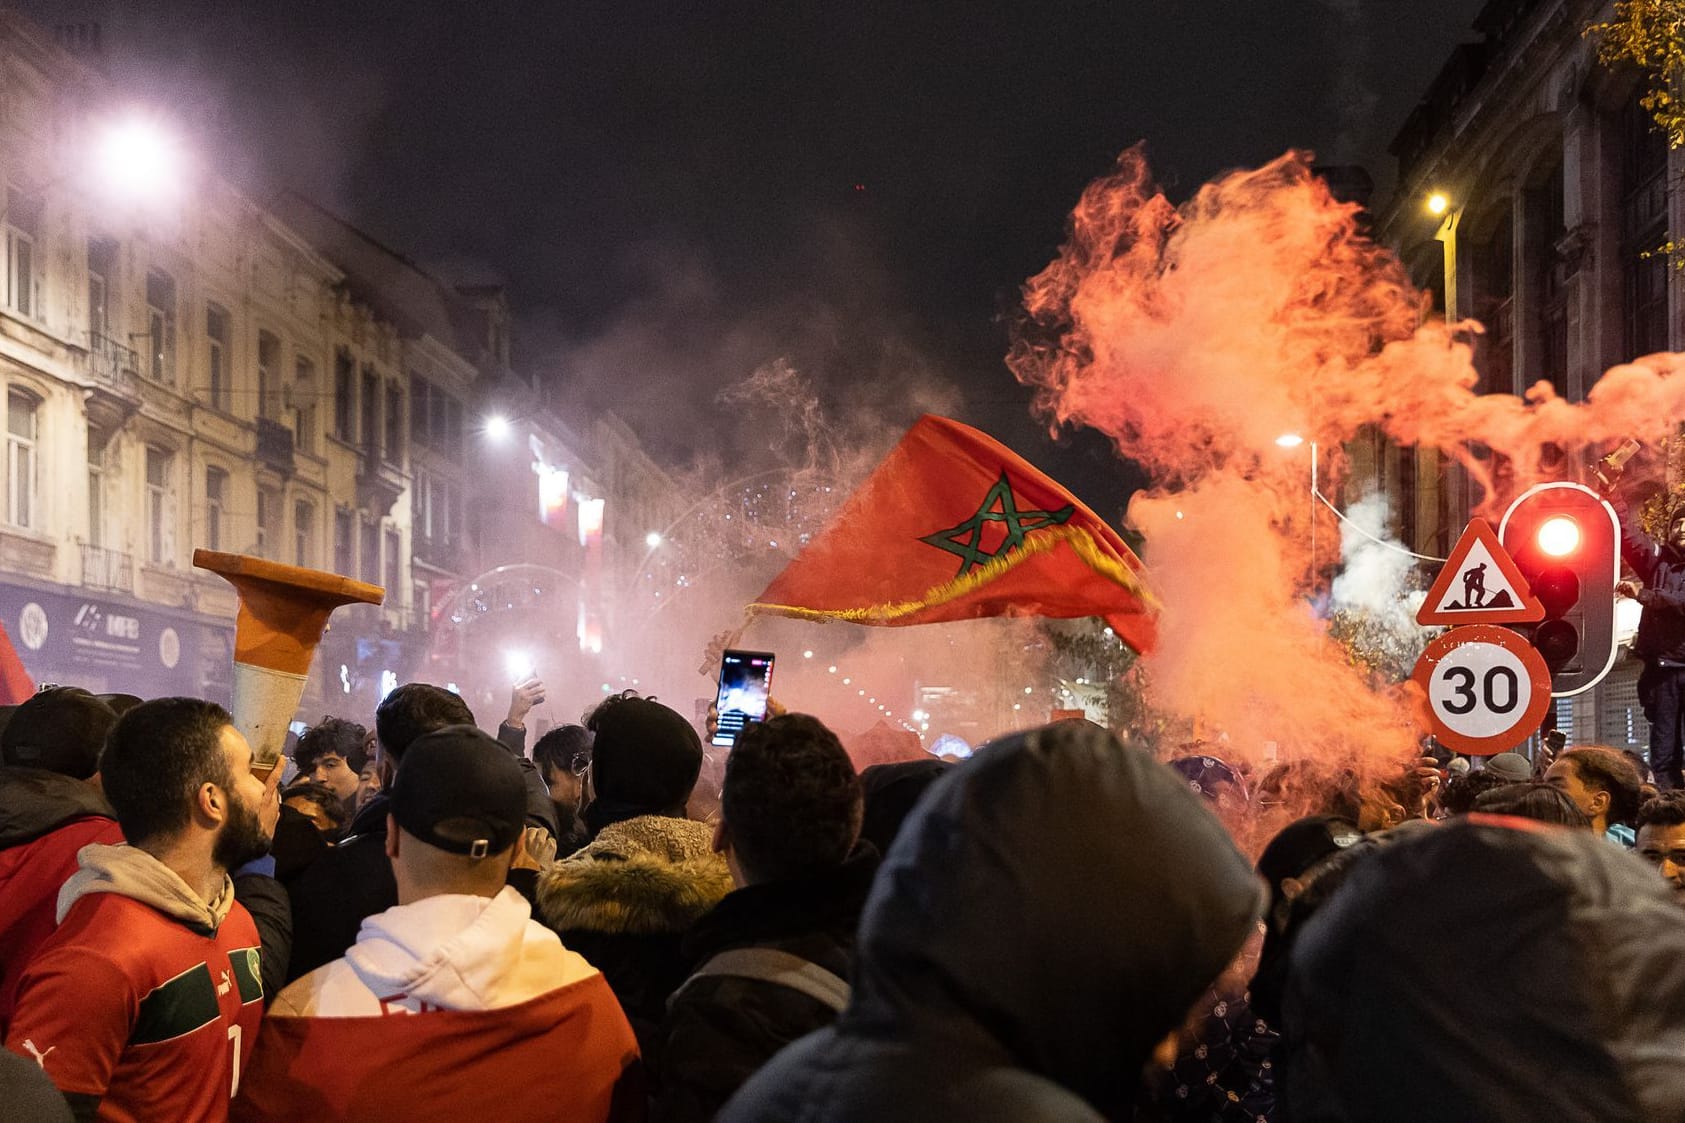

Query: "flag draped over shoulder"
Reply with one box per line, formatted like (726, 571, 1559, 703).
(748, 415, 1158, 653)
(0, 620, 34, 704)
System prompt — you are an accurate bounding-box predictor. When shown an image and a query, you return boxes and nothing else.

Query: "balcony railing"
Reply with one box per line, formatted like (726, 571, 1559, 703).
(85, 332, 139, 389)
(255, 416, 295, 475)
(81, 543, 134, 594)
(356, 452, 406, 516)
(411, 533, 461, 574)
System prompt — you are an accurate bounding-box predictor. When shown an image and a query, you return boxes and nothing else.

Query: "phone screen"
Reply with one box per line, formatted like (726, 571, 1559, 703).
(713, 649, 775, 747)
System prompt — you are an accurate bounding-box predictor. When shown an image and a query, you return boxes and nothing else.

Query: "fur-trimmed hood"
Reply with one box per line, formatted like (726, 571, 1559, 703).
(536, 814, 732, 936)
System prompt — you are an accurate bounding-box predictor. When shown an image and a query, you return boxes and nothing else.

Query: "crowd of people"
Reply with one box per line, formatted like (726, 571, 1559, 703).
(0, 673, 1683, 1122)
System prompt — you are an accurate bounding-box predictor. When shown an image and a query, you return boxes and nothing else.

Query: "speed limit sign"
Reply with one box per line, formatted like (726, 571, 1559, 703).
(1411, 625, 1553, 756)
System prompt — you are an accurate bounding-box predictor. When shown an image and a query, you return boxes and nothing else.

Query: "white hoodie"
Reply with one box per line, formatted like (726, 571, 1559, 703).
(272, 885, 597, 1016)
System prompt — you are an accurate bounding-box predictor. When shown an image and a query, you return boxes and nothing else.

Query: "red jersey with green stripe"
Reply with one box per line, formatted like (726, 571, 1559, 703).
(5, 890, 264, 1122)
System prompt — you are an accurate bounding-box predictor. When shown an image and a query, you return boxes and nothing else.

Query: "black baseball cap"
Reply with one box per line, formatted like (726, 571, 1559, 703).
(1257, 815, 1363, 903)
(1, 687, 119, 779)
(390, 725, 525, 859)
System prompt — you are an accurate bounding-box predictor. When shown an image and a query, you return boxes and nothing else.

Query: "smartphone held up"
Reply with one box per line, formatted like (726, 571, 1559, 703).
(713, 649, 775, 747)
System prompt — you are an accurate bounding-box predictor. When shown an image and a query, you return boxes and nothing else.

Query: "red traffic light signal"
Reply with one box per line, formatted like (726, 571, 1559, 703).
(1499, 483, 1619, 696)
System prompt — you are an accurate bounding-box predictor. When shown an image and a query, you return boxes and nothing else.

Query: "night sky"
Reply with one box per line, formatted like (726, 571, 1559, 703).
(40, 0, 1489, 519)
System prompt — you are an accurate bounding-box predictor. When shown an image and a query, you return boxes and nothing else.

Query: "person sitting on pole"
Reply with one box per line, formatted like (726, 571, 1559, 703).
(1610, 489, 1685, 790)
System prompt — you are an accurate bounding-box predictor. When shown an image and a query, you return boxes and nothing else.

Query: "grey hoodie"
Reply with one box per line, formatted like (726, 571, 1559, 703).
(58, 843, 236, 935)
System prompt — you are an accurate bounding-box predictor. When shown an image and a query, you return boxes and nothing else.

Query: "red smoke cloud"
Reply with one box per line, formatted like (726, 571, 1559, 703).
(1009, 148, 1685, 773)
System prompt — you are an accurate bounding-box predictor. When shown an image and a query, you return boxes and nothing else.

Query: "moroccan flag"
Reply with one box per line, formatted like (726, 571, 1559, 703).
(0, 620, 33, 704)
(748, 415, 1158, 653)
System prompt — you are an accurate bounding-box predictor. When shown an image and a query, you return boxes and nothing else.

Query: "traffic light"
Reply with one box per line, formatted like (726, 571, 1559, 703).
(1499, 483, 1619, 695)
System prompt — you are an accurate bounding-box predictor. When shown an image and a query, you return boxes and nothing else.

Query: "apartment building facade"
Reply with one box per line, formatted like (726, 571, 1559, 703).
(0, 14, 375, 702)
(1371, 0, 1665, 749)
(1, 11, 684, 720)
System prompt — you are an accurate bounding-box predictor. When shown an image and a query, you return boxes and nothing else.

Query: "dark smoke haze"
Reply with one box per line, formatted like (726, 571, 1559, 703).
(35, 0, 1521, 756)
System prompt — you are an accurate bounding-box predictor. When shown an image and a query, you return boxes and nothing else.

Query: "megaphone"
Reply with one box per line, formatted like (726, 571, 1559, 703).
(194, 549, 384, 774)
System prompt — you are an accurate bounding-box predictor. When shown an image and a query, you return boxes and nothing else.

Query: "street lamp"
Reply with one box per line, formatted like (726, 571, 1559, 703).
(484, 414, 512, 441)
(1277, 433, 1321, 573)
(644, 531, 663, 549)
(1426, 192, 1450, 216)
(2, 109, 185, 231)
(92, 113, 183, 206)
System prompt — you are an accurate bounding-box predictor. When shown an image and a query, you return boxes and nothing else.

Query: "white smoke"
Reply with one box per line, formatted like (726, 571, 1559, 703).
(1329, 492, 1434, 669)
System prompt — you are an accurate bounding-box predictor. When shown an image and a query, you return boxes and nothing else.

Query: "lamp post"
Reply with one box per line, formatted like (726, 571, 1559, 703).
(1276, 433, 1319, 575)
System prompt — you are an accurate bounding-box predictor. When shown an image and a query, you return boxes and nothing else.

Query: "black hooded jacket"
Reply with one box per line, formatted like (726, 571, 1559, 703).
(718, 722, 1262, 1123)
(1286, 816, 1685, 1122)
(0, 767, 113, 850)
(654, 848, 879, 1123)
(283, 791, 394, 982)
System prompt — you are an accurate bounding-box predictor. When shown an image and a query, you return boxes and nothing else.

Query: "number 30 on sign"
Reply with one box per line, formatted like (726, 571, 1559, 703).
(1409, 625, 1554, 756)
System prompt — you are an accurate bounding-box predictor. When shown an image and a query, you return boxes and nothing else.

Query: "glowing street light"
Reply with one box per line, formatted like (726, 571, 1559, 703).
(484, 414, 512, 441)
(92, 113, 183, 206)
(644, 531, 663, 549)
(1275, 432, 1305, 449)
(1426, 192, 1450, 216)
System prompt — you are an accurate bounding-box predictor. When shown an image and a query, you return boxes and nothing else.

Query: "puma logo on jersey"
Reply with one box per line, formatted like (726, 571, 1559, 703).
(19, 1039, 54, 1067)
(217, 970, 233, 997)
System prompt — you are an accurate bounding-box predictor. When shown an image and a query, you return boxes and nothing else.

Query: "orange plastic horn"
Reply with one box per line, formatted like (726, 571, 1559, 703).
(194, 549, 384, 769)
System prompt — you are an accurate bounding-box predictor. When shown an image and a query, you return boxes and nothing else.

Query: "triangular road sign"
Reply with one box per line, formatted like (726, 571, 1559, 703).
(1417, 518, 1545, 626)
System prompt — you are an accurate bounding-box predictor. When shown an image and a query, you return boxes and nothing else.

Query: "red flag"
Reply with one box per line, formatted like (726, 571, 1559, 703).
(0, 620, 34, 704)
(749, 415, 1158, 652)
